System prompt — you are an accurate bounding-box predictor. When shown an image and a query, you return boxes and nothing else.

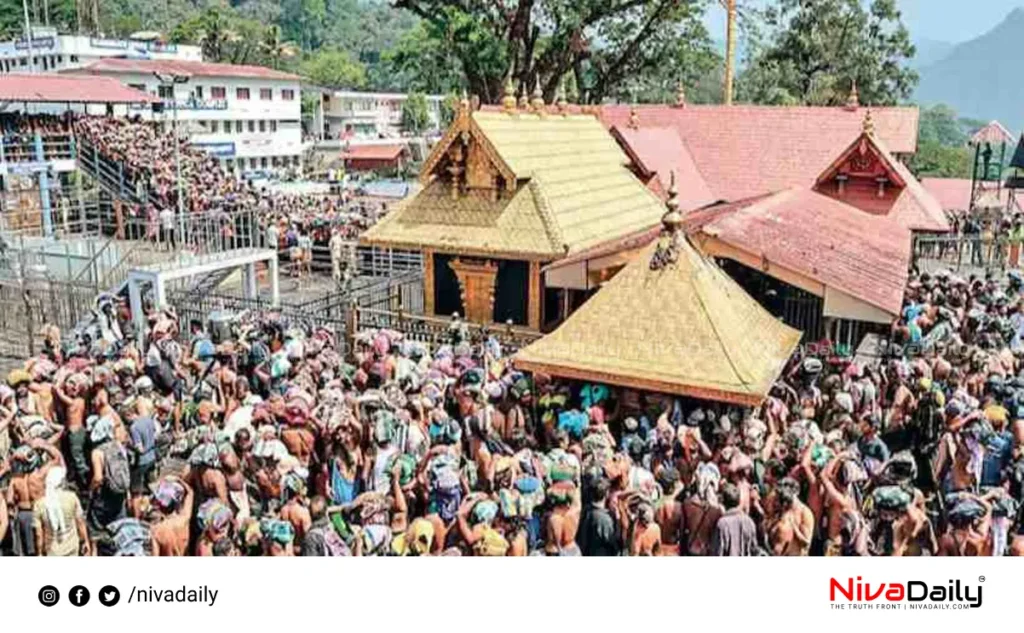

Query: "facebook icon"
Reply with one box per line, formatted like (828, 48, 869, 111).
(69, 585, 90, 607)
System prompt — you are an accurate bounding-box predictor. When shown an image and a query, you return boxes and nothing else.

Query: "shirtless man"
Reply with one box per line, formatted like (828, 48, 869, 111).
(653, 467, 684, 555)
(7, 441, 64, 555)
(681, 463, 722, 556)
(767, 477, 814, 556)
(54, 376, 88, 489)
(820, 454, 862, 556)
(279, 474, 312, 543)
(281, 420, 316, 469)
(150, 477, 194, 556)
(544, 482, 581, 555)
(623, 496, 661, 556)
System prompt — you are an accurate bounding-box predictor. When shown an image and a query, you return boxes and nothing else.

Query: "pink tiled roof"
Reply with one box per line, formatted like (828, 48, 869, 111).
(341, 144, 406, 161)
(68, 58, 300, 81)
(0, 73, 158, 104)
(610, 125, 716, 210)
(921, 177, 1021, 214)
(970, 121, 1015, 146)
(694, 188, 911, 316)
(600, 104, 919, 201)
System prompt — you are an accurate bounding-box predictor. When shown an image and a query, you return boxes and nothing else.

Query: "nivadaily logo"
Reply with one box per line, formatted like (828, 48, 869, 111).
(829, 576, 983, 610)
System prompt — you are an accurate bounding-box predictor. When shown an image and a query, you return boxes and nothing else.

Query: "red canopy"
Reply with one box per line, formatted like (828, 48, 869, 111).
(340, 144, 406, 161)
(0, 74, 159, 104)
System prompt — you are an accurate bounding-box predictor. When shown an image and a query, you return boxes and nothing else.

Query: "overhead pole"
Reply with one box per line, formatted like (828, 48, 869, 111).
(724, 0, 737, 105)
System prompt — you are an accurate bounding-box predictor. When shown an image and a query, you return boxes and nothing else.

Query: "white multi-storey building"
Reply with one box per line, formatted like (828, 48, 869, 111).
(67, 58, 303, 173)
(0, 26, 202, 74)
(320, 91, 445, 141)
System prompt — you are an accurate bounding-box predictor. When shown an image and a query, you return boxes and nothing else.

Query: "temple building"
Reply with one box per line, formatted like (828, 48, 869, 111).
(360, 91, 669, 330)
(543, 111, 919, 347)
(515, 185, 801, 406)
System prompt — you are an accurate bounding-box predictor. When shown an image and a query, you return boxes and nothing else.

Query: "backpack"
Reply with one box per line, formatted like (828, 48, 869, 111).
(106, 518, 151, 556)
(102, 442, 131, 495)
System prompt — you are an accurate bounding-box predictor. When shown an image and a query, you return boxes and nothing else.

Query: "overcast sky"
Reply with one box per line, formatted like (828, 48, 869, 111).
(704, 0, 1024, 45)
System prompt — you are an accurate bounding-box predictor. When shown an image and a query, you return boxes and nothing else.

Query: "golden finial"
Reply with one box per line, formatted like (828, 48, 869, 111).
(662, 171, 683, 233)
(628, 105, 640, 129)
(517, 85, 529, 110)
(470, 94, 480, 111)
(845, 79, 860, 110)
(674, 81, 686, 108)
(530, 80, 545, 112)
(556, 81, 568, 115)
(502, 77, 516, 113)
(863, 108, 875, 136)
(459, 89, 470, 111)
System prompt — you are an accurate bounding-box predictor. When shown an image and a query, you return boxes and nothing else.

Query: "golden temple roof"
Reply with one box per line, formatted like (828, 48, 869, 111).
(361, 109, 670, 260)
(514, 226, 802, 406)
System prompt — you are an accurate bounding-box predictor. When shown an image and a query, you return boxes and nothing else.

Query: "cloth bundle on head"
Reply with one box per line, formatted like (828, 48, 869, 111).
(260, 518, 295, 545)
(471, 499, 499, 525)
(695, 462, 721, 502)
(189, 442, 221, 469)
(197, 499, 234, 534)
(89, 415, 115, 444)
(154, 479, 186, 512)
(557, 410, 588, 439)
(870, 485, 912, 512)
(281, 470, 307, 501)
(270, 353, 291, 380)
(579, 383, 609, 410)
(7, 368, 30, 387)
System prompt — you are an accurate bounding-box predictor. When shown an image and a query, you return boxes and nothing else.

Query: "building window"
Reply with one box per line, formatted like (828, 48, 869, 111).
(70, 55, 78, 62)
(247, 120, 255, 133)
(282, 89, 295, 101)
(211, 86, 226, 99)
(235, 120, 243, 133)
(19, 58, 26, 66)
(210, 121, 219, 133)
(250, 158, 258, 169)
(194, 85, 203, 99)
(258, 120, 266, 133)
(260, 88, 272, 101)
(236, 87, 250, 100)
(57, 55, 62, 63)
(261, 157, 268, 168)
(270, 120, 278, 133)
(158, 85, 174, 100)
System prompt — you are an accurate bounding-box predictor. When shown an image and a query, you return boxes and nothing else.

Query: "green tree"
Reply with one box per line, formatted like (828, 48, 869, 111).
(738, 0, 917, 106)
(400, 92, 431, 135)
(919, 104, 969, 147)
(280, 0, 327, 51)
(299, 49, 367, 89)
(261, 25, 300, 70)
(909, 141, 972, 178)
(391, 0, 715, 104)
(383, 22, 464, 94)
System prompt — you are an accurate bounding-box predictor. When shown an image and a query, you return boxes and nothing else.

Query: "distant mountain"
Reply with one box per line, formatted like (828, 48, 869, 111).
(909, 38, 955, 70)
(916, 7, 1024, 136)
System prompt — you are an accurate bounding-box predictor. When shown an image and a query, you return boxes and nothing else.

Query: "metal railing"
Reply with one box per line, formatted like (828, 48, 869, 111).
(913, 234, 1019, 273)
(352, 306, 542, 352)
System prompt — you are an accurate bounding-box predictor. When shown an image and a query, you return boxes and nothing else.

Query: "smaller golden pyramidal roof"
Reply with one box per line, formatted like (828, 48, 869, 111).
(514, 177, 801, 405)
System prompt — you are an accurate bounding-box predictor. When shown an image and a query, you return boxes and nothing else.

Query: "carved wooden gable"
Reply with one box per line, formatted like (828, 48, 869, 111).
(419, 105, 516, 202)
(815, 132, 907, 207)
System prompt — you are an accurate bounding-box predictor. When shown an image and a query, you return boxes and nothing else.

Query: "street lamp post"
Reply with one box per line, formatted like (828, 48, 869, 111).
(154, 71, 191, 241)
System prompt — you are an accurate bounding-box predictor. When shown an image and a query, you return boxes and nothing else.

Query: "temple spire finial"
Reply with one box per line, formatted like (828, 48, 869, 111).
(863, 108, 875, 136)
(502, 76, 517, 113)
(628, 105, 640, 130)
(674, 80, 686, 108)
(662, 171, 683, 233)
(846, 79, 860, 110)
(530, 79, 545, 113)
(555, 79, 568, 115)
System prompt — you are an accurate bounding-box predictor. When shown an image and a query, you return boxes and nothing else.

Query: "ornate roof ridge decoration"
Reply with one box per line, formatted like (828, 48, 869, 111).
(815, 127, 906, 189)
(502, 76, 517, 113)
(530, 79, 546, 114)
(527, 175, 567, 254)
(418, 107, 518, 189)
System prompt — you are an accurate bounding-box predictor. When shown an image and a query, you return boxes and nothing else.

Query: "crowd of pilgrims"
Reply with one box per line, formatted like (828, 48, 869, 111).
(71, 114, 382, 245)
(4, 260, 1024, 556)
